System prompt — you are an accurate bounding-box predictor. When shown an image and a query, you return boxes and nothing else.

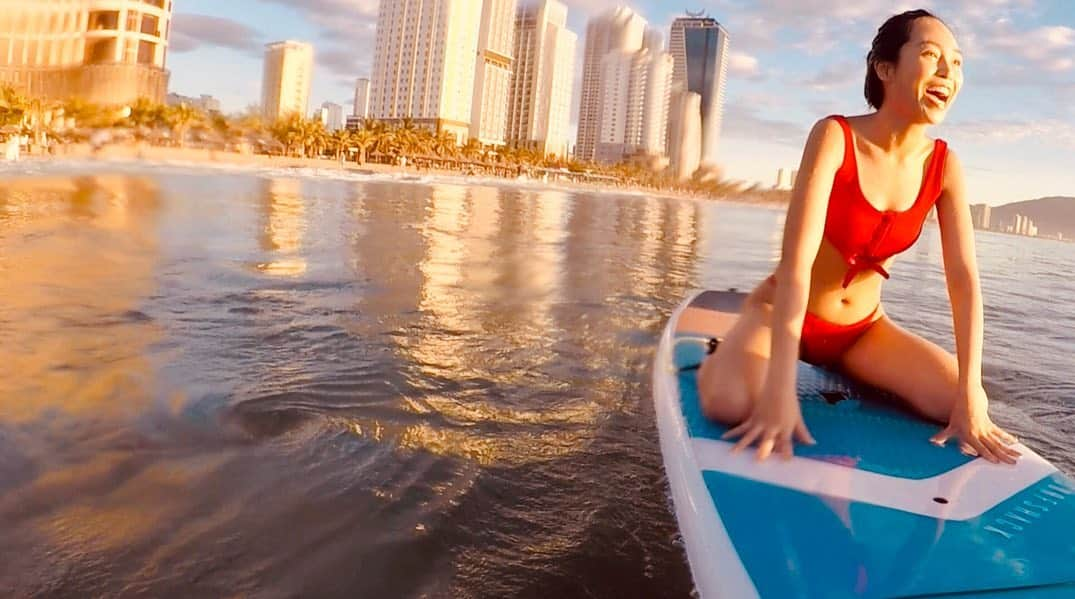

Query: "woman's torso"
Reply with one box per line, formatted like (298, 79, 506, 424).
(793, 114, 948, 323)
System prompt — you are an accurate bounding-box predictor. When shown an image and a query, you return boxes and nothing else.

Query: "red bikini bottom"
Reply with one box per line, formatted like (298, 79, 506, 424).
(799, 308, 880, 367)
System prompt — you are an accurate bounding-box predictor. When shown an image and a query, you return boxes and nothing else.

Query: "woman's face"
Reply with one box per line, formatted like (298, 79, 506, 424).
(880, 17, 963, 124)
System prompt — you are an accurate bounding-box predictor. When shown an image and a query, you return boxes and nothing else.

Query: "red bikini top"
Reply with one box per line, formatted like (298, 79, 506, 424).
(824, 115, 948, 288)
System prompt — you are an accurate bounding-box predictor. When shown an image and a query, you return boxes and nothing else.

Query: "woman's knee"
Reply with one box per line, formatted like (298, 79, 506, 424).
(697, 361, 751, 424)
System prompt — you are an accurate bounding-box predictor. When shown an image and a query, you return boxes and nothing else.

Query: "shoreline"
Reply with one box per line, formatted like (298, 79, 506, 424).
(0, 143, 790, 208)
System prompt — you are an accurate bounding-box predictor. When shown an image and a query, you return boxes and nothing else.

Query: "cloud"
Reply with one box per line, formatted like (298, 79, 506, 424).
(728, 52, 764, 80)
(257, 0, 379, 78)
(942, 117, 1075, 150)
(721, 98, 808, 146)
(170, 14, 263, 56)
(800, 60, 861, 91)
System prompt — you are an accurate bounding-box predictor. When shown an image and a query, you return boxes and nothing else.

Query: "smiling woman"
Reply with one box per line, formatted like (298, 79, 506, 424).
(698, 8, 1022, 465)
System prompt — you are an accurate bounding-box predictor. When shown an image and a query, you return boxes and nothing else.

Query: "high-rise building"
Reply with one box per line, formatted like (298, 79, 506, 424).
(669, 15, 729, 169)
(0, 0, 172, 105)
(166, 93, 222, 114)
(575, 6, 647, 162)
(318, 101, 344, 131)
(506, 0, 577, 158)
(668, 90, 701, 180)
(969, 203, 991, 230)
(470, 0, 517, 145)
(774, 168, 788, 189)
(353, 77, 370, 118)
(261, 41, 314, 122)
(369, 0, 484, 143)
(592, 32, 672, 164)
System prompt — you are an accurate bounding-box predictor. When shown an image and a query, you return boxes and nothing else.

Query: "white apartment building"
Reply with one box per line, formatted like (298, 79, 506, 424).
(575, 6, 647, 162)
(0, 0, 172, 104)
(261, 40, 313, 123)
(506, 0, 576, 158)
(318, 101, 344, 131)
(353, 77, 370, 118)
(594, 30, 672, 164)
(369, 0, 484, 143)
(470, 0, 517, 145)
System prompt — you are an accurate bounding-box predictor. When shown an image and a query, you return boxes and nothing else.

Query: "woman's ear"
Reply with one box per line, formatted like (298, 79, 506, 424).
(875, 60, 895, 83)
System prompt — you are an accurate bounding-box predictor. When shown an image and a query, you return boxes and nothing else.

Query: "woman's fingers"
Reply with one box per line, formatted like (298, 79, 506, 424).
(793, 420, 816, 445)
(994, 427, 1019, 445)
(732, 426, 762, 454)
(930, 425, 954, 447)
(755, 434, 777, 462)
(721, 421, 751, 441)
(776, 435, 794, 461)
(967, 436, 1001, 464)
(983, 435, 1018, 464)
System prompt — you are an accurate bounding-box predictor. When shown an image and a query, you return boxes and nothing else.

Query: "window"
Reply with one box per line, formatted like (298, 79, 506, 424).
(88, 11, 119, 31)
(127, 10, 140, 31)
(137, 40, 155, 64)
(141, 15, 158, 36)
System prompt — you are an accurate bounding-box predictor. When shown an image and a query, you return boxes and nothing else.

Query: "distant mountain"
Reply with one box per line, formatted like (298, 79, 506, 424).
(990, 196, 1075, 239)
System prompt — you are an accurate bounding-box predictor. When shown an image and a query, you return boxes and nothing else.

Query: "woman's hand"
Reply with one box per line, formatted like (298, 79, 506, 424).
(930, 385, 1020, 464)
(722, 377, 816, 461)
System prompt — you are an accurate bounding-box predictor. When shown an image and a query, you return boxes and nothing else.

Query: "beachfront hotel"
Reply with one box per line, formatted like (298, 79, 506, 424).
(505, 0, 576, 159)
(469, 0, 517, 145)
(669, 14, 730, 170)
(575, 7, 648, 162)
(369, 0, 484, 143)
(261, 40, 313, 123)
(593, 29, 673, 164)
(0, 0, 172, 105)
(352, 77, 370, 119)
(317, 101, 344, 131)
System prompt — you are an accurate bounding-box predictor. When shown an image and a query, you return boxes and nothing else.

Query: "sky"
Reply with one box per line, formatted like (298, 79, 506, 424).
(166, 0, 1075, 206)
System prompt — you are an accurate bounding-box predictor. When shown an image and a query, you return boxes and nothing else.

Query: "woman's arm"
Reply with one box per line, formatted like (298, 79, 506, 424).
(724, 117, 844, 460)
(768, 118, 845, 390)
(932, 149, 1020, 463)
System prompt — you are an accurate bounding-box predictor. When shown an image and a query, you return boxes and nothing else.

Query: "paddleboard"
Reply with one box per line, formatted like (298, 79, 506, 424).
(653, 289, 1075, 598)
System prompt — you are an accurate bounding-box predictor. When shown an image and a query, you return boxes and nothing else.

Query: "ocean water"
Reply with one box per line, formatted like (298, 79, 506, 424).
(0, 165, 1072, 598)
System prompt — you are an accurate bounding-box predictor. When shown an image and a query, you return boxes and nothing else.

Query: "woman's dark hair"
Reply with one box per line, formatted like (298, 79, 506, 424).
(865, 9, 944, 109)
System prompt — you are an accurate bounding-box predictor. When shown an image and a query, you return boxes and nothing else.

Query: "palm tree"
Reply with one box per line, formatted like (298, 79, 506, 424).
(0, 84, 28, 129)
(432, 130, 458, 158)
(327, 128, 351, 161)
(300, 118, 328, 158)
(460, 138, 483, 162)
(164, 103, 202, 147)
(351, 125, 376, 164)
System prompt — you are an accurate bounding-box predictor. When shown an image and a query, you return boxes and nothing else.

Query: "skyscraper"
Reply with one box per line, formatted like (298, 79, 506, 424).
(470, 0, 518, 145)
(369, 0, 484, 143)
(353, 77, 370, 118)
(261, 41, 314, 122)
(969, 203, 991, 230)
(593, 32, 672, 164)
(0, 0, 172, 105)
(668, 90, 701, 180)
(575, 7, 647, 162)
(506, 0, 577, 158)
(669, 15, 729, 170)
(318, 101, 344, 131)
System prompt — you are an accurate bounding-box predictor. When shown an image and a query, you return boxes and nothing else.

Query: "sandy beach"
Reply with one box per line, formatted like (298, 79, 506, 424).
(1, 142, 790, 208)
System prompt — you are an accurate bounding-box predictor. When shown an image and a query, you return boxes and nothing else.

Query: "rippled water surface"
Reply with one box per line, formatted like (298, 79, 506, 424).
(0, 167, 1072, 598)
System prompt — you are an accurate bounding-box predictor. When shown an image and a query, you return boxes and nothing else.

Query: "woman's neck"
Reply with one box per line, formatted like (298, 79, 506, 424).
(861, 107, 931, 158)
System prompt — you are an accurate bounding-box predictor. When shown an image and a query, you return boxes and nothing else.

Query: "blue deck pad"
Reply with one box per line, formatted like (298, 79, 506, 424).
(703, 470, 1075, 598)
(674, 336, 973, 479)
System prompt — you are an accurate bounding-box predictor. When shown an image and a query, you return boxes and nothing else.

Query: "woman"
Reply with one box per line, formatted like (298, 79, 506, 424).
(697, 9, 1021, 464)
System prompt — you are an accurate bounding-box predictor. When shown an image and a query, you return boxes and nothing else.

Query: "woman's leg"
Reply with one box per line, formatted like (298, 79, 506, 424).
(837, 314, 957, 423)
(697, 278, 776, 425)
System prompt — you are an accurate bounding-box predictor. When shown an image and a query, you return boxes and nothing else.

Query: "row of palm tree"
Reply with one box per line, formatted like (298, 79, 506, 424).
(1, 87, 776, 199)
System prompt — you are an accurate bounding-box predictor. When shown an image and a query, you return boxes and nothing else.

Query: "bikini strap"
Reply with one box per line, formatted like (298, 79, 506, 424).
(827, 115, 854, 174)
(922, 138, 949, 205)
